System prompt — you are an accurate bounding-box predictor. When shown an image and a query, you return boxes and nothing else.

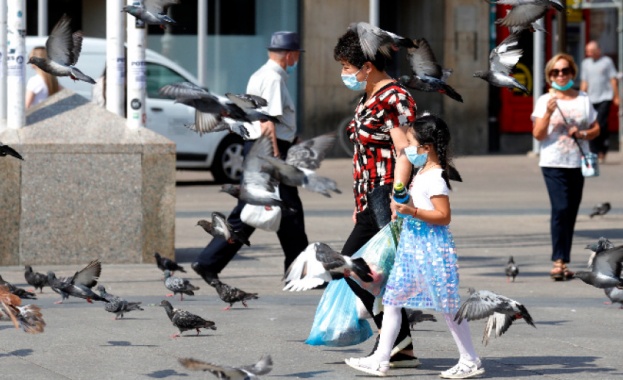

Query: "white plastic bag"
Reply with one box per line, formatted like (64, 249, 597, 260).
(240, 204, 281, 231)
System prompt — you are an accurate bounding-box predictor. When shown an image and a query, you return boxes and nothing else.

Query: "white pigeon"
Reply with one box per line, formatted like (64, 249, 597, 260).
(454, 288, 535, 345)
(179, 354, 272, 379)
(473, 32, 527, 93)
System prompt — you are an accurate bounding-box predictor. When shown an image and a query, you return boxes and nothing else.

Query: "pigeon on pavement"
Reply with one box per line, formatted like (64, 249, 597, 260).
(179, 354, 272, 379)
(348, 21, 417, 60)
(0, 274, 37, 300)
(604, 287, 623, 308)
(27, 15, 95, 84)
(0, 285, 45, 334)
(164, 270, 199, 301)
(283, 242, 373, 291)
(454, 288, 535, 345)
(590, 202, 611, 218)
(46, 259, 108, 304)
(0, 143, 23, 160)
(208, 279, 258, 310)
(491, 0, 565, 30)
(197, 212, 251, 246)
(154, 252, 186, 275)
(24, 265, 49, 293)
(575, 243, 623, 289)
(160, 300, 216, 338)
(122, 0, 179, 27)
(405, 309, 437, 329)
(473, 32, 527, 93)
(505, 256, 519, 283)
(399, 38, 463, 102)
(96, 285, 144, 320)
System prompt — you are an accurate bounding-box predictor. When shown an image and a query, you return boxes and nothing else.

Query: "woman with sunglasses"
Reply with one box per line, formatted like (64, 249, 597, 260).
(531, 53, 600, 281)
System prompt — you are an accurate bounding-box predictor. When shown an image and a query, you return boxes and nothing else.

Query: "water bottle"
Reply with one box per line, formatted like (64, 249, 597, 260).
(393, 181, 410, 218)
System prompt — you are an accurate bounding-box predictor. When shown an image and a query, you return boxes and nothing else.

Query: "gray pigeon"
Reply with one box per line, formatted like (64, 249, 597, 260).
(0, 143, 23, 160)
(27, 15, 95, 84)
(505, 256, 519, 283)
(46, 260, 108, 304)
(179, 354, 273, 379)
(604, 287, 623, 308)
(159, 300, 216, 338)
(220, 184, 241, 199)
(586, 237, 616, 268)
(96, 285, 143, 320)
(197, 213, 251, 246)
(159, 82, 276, 138)
(163, 270, 199, 301)
(473, 32, 528, 93)
(576, 243, 623, 289)
(347, 21, 417, 60)
(454, 288, 535, 346)
(491, 0, 564, 29)
(0, 274, 37, 300)
(239, 136, 284, 207)
(590, 202, 611, 218)
(153, 252, 186, 275)
(208, 279, 259, 310)
(122, 0, 179, 27)
(405, 309, 437, 329)
(24, 265, 48, 293)
(399, 38, 463, 103)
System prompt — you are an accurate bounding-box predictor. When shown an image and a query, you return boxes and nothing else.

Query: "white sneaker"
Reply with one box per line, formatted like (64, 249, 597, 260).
(345, 356, 390, 377)
(439, 358, 485, 379)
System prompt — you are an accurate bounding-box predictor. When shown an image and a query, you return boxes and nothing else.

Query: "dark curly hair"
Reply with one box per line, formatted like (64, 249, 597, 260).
(412, 113, 459, 190)
(333, 29, 387, 71)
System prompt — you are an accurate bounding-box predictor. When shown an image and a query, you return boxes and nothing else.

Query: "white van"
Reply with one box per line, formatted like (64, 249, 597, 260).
(25, 37, 244, 183)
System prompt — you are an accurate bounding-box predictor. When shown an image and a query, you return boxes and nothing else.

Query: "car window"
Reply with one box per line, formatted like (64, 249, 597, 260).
(146, 62, 188, 99)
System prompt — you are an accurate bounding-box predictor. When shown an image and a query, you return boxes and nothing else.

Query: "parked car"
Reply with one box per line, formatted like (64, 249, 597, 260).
(25, 37, 244, 183)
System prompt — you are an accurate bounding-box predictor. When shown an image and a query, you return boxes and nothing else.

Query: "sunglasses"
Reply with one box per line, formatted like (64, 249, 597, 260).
(550, 67, 572, 77)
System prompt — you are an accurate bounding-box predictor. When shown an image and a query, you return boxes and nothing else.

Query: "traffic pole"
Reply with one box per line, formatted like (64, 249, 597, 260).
(6, 0, 26, 130)
(126, 0, 146, 129)
(107, 0, 125, 116)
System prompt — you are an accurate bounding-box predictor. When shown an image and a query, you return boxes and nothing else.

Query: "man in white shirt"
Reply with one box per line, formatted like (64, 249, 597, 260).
(580, 41, 620, 163)
(192, 31, 309, 282)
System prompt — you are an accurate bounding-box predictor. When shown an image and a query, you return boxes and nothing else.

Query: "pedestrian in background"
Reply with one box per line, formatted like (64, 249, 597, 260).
(192, 31, 309, 282)
(532, 53, 600, 281)
(580, 41, 619, 163)
(26, 46, 61, 108)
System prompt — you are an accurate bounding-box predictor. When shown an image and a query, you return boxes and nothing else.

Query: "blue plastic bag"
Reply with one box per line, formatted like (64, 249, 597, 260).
(305, 278, 373, 347)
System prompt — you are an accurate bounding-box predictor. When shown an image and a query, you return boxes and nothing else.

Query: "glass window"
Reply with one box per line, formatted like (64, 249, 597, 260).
(146, 62, 188, 99)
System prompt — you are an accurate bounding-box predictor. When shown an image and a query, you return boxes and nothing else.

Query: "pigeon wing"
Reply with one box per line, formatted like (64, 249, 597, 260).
(179, 358, 251, 379)
(594, 245, 623, 279)
(0, 143, 24, 160)
(285, 133, 336, 170)
(454, 290, 498, 324)
(71, 259, 102, 288)
(489, 33, 523, 75)
(496, 3, 548, 28)
(211, 212, 231, 240)
(240, 354, 273, 376)
(407, 38, 443, 78)
(159, 82, 211, 100)
(225, 93, 268, 109)
(68, 31, 84, 66)
(261, 155, 306, 187)
(144, 0, 180, 13)
(46, 15, 75, 66)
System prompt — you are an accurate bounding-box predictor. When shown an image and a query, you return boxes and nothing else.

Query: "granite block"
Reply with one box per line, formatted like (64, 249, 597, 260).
(0, 130, 22, 265)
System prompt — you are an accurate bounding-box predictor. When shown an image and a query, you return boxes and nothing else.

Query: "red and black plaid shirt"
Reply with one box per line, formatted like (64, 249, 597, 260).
(347, 82, 417, 213)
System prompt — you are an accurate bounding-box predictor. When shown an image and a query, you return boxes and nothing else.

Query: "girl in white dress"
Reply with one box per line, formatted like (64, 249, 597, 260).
(346, 114, 484, 379)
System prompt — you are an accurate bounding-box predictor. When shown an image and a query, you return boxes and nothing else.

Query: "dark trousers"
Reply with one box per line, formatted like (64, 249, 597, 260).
(342, 207, 413, 350)
(195, 139, 309, 273)
(541, 167, 584, 263)
(589, 101, 611, 155)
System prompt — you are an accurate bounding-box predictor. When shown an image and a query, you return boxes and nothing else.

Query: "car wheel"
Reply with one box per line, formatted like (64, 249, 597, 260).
(211, 134, 244, 184)
(337, 116, 354, 157)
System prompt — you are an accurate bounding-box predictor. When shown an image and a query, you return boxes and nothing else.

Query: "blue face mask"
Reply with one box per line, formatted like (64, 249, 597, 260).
(341, 68, 367, 91)
(404, 146, 428, 167)
(286, 61, 298, 74)
(551, 79, 574, 91)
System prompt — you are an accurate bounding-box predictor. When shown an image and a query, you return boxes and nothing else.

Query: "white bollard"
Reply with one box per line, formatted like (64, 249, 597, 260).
(6, 0, 26, 130)
(107, 0, 126, 117)
(0, 1, 8, 128)
(126, 0, 146, 129)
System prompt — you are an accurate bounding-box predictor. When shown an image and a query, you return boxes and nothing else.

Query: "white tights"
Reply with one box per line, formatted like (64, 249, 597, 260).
(373, 305, 478, 363)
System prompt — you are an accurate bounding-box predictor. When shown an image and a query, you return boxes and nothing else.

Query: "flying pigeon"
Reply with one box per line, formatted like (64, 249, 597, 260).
(153, 252, 186, 276)
(473, 32, 528, 93)
(24, 265, 49, 293)
(399, 38, 463, 102)
(491, 0, 565, 30)
(159, 300, 216, 338)
(164, 269, 199, 301)
(27, 15, 96, 84)
(604, 287, 623, 309)
(159, 82, 276, 138)
(505, 256, 519, 283)
(197, 213, 251, 246)
(46, 259, 108, 304)
(220, 184, 241, 199)
(0, 143, 23, 160)
(122, 0, 179, 28)
(575, 243, 623, 289)
(239, 136, 284, 207)
(0, 275, 37, 300)
(260, 133, 342, 197)
(208, 279, 258, 310)
(405, 309, 437, 329)
(454, 288, 535, 345)
(590, 202, 611, 218)
(347, 21, 417, 60)
(0, 285, 46, 334)
(96, 285, 144, 320)
(283, 242, 373, 291)
(179, 354, 273, 379)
